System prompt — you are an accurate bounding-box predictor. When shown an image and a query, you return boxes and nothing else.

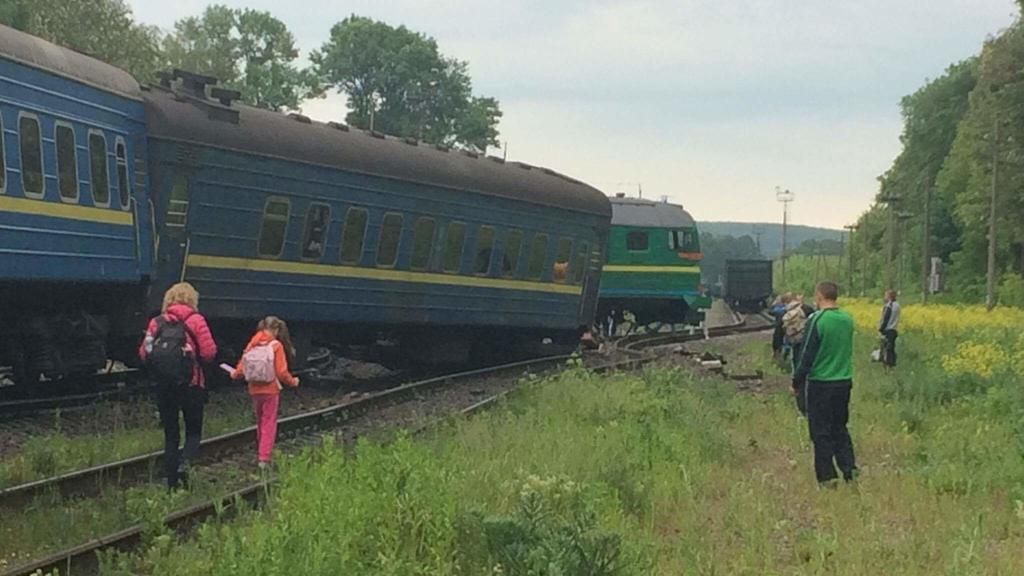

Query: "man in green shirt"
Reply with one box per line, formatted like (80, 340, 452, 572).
(792, 281, 857, 486)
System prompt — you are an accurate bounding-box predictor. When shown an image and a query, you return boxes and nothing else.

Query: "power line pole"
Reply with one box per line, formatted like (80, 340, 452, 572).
(987, 117, 1000, 311)
(844, 224, 857, 293)
(921, 184, 933, 304)
(776, 187, 795, 286)
(861, 212, 869, 296)
(897, 212, 914, 295)
(751, 225, 764, 255)
(878, 193, 901, 290)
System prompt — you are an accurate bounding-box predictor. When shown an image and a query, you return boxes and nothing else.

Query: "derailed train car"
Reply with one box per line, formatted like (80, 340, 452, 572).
(143, 74, 611, 364)
(0, 23, 611, 391)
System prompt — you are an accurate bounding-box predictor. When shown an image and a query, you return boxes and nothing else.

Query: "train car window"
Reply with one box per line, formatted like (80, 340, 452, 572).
(258, 198, 290, 258)
(377, 213, 403, 267)
(55, 123, 78, 201)
(0, 116, 5, 192)
(442, 222, 466, 273)
(626, 231, 649, 252)
(301, 203, 331, 261)
(674, 229, 700, 252)
(88, 131, 110, 206)
(552, 237, 573, 284)
(474, 226, 496, 275)
(115, 138, 130, 209)
(18, 115, 43, 197)
(527, 234, 548, 280)
(166, 174, 189, 227)
(340, 207, 368, 264)
(502, 230, 524, 278)
(410, 217, 436, 270)
(572, 242, 589, 284)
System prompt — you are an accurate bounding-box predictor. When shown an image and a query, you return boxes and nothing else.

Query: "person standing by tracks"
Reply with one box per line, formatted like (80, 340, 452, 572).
(878, 289, 901, 369)
(139, 282, 218, 490)
(770, 295, 788, 362)
(792, 281, 857, 487)
(230, 316, 299, 470)
(782, 293, 815, 413)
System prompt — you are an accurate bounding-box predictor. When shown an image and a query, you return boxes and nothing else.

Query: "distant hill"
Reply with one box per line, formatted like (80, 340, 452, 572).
(698, 222, 843, 259)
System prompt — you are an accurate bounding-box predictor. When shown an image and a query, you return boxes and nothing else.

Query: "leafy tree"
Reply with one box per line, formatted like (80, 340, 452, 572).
(0, 0, 162, 81)
(311, 15, 501, 152)
(853, 58, 979, 296)
(162, 5, 317, 111)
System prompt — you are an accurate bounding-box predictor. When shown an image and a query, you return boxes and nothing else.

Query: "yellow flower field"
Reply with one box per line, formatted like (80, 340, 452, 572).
(842, 299, 1024, 380)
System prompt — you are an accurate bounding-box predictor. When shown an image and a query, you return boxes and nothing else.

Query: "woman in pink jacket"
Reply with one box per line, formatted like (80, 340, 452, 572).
(139, 282, 217, 489)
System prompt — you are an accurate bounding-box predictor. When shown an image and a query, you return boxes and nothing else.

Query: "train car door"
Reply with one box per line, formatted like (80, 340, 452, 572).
(577, 231, 607, 327)
(151, 163, 195, 307)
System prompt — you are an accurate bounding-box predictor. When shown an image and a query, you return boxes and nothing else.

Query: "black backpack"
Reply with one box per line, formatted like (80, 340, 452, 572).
(147, 313, 196, 386)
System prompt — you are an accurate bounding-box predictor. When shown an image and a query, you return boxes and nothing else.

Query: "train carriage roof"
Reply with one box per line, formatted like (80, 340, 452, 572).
(609, 196, 695, 228)
(0, 24, 141, 100)
(143, 86, 611, 218)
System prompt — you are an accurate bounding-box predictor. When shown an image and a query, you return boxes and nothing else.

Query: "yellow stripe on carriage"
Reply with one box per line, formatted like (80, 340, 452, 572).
(186, 254, 584, 296)
(0, 195, 133, 225)
(603, 265, 701, 273)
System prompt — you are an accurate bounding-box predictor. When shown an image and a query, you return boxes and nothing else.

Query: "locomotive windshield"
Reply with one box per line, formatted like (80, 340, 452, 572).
(672, 229, 700, 252)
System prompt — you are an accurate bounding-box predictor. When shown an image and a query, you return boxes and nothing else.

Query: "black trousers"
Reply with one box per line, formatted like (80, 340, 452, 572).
(881, 330, 898, 367)
(156, 383, 206, 489)
(791, 341, 807, 414)
(806, 381, 856, 483)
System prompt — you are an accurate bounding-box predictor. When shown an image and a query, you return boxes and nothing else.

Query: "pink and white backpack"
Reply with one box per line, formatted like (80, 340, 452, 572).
(242, 342, 276, 384)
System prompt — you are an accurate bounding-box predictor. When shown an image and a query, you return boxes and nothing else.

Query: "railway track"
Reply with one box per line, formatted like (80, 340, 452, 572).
(1, 310, 769, 576)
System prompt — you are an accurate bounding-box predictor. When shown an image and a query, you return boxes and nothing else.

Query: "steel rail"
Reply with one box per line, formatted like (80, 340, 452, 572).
(0, 355, 573, 510)
(1, 353, 658, 576)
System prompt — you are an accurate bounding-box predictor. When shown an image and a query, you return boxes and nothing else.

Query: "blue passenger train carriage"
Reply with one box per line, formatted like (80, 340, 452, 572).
(143, 72, 610, 363)
(0, 24, 152, 387)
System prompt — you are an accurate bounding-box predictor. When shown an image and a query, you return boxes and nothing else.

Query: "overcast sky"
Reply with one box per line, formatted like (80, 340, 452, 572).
(129, 1, 1018, 229)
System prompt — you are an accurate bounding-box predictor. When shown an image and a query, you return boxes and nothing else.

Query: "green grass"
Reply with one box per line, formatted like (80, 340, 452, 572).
(86, 324, 1024, 575)
(0, 394, 254, 489)
(13, 322, 1024, 575)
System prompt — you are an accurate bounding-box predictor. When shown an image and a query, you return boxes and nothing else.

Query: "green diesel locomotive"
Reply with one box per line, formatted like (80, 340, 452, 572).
(597, 195, 710, 329)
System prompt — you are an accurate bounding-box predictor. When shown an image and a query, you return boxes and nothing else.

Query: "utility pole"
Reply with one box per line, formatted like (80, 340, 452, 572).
(878, 193, 901, 290)
(752, 225, 764, 255)
(844, 224, 857, 293)
(896, 212, 914, 295)
(861, 212, 869, 296)
(776, 187, 795, 286)
(987, 116, 1000, 311)
(921, 184, 933, 304)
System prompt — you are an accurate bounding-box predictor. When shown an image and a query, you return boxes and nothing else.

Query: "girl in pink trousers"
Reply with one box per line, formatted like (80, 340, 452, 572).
(231, 316, 298, 469)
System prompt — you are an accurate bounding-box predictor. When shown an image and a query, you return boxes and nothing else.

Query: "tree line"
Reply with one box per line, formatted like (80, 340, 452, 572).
(0, 0, 501, 152)
(850, 2, 1024, 305)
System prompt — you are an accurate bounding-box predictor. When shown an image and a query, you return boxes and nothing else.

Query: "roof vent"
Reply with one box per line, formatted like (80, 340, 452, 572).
(369, 130, 386, 139)
(403, 137, 419, 146)
(516, 162, 533, 170)
(288, 113, 312, 124)
(173, 69, 217, 99)
(462, 150, 479, 159)
(487, 155, 505, 164)
(542, 168, 557, 176)
(615, 193, 626, 198)
(327, 121, 350, 131)
(161, 69, 239, 124)
(434, 144, 450, 152)
(211, 87, 240, 107)
(156, 70, 173, 88)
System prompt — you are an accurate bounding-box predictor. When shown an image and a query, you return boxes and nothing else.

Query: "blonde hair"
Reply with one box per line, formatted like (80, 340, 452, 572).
(259, 315, 296, 359)
(162, 282, 199, 312)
